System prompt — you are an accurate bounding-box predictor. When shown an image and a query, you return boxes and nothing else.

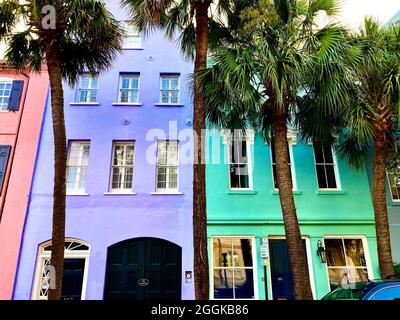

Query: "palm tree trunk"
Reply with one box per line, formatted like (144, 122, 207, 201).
(193, 1, 210, 300)
(44, 40, 67, 300)
(271, 108, 313, 300)
(372, 131, 395, 278)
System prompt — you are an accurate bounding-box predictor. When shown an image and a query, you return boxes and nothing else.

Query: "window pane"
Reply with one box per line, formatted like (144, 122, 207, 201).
(234, 269, 254, 299)
(213, 269, 234, 299)
(325, 239, 346, 266)
(232, 238, 253, 267)
(213, 238, 233, 267)
(388, 174, 400, 200)
(316, 165, 328, 189)
(328, 267, 349, 290)
(323, 147, 334, 163)
(325, 165, 337, 188)
(344, 239, 366, 267)
(314, 146, 324, 163)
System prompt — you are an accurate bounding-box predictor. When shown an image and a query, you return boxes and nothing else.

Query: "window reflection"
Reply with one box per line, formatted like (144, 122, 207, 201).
(213, 237, 255, 299)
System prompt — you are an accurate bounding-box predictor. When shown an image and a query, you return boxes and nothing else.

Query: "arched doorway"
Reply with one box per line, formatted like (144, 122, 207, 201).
(103, 237, 182, 300)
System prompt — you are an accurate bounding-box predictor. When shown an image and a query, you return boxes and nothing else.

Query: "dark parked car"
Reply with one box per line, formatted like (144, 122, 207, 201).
(322, 278, 400, 300)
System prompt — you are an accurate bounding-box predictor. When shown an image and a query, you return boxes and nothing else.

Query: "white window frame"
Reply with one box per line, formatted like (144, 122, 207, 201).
(312, 145, 341, 191)
(266, 235, 316, 299)
(387, 172, 400, 202)
(227, 136, 253, 191)
(77, 74, 98, 103)
(0, 78, 13, 111)
(159, 75, 180, 104)
(155, 140, 179, 193)
(31, 239, 90, 300)
(210, 235, 259, 300)
(270, 140, 297, 191)
(122, 21, 142, 49)
(118, 74, 140, 104)
(323, 235, 374, 292)
(66, 141, 90, 195)
(109, 141, 135, 193)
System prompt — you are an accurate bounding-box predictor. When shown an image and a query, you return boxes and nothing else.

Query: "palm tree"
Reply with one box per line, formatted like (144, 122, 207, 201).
(338, 18, 400, 278)
(122, 0, 236, 299)
(0, 0, 122, 299)
(200, 0, 357, 300)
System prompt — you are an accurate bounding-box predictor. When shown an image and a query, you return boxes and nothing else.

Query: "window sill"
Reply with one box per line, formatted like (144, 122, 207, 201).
(316, 190, 347, 195)
(154, 103, 184, 107)
(123, 47, 144, 50)
(272, 190, 302, 195)
(104, 192, 137, 196)
(227, 190, 257, 195)
(150, 192, 183, 195)
(112, 102, 142, 106)
(70, 102, 100, 106)
(67, 193, 89, 196)
(0, 110, 10, 113)
(389, 201, 400, 206)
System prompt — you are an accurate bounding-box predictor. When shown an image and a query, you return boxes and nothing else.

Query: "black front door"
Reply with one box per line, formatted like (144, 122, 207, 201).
(104, 238, 182, 300)
(61, 258, 85, 300)
(269, 239, 307, 300)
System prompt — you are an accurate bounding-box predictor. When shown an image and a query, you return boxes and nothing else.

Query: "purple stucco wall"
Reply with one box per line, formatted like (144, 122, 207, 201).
(13, 0, 195, 299)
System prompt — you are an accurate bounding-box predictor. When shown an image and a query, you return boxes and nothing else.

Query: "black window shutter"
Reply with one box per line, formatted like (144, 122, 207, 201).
(0, 145, 11, 193)
(7, 80, 24, 111)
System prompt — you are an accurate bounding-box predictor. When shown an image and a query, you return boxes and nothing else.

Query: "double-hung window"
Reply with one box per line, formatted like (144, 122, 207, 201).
(122, 21, 141, 49)
(325, 238, 369, 290)
(110, 141, 135, 192)
(212, 237, 256, 299)
(313, 145, 339, 189)
(0, 80, 12, 111)
(228, 137, 251, 189)
(77, 74, 98, 103)
(118, 74, 139, 103)
(66, 141, 90, 194)
(160, 75, 179, 104)
(271, 140, 296, 190)
(156, 141, 179, 192)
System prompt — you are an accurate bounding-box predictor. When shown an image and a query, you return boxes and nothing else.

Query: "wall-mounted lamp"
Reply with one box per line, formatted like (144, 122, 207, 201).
(317, 240, 326, 263)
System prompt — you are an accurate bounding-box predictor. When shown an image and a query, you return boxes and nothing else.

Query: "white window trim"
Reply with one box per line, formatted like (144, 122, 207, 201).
(226, 137, 254, 191)
(109, 141, 135, 193)
(387, 172, 400, 202)
(210, 235, 259, 300)
(312, 145, 342, 191)
(0, 78, 13, 112)
(155, 140, 179, 193)
(122, 21, 142, 49)
(76, 74, 98, 103)
(66, 141, 90, 195)
(220, 129, 255, 191)
(31, 239, 90, 300)
(117, 74, 140, 104)
(159, 75, 180, 104)
(269, 139, 297, 191)
(266, 235, 316, 300)
(322, 235, 374, 292)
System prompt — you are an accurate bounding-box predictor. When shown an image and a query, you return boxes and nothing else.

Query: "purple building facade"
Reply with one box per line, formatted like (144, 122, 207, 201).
(13, 1, 195, 300)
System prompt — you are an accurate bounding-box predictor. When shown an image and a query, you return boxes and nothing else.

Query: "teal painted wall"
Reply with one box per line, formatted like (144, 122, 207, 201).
(206, 132, 380, 299)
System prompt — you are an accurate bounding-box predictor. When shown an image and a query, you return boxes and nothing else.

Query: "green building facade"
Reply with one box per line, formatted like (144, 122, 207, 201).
(206, 129, 380, 300)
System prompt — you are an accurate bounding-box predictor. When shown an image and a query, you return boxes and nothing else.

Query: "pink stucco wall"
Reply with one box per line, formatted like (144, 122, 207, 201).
(0, 67, 48, 299)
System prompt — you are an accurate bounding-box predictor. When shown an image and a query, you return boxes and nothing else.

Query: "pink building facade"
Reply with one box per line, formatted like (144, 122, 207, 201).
(0, 64, 49, 299)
